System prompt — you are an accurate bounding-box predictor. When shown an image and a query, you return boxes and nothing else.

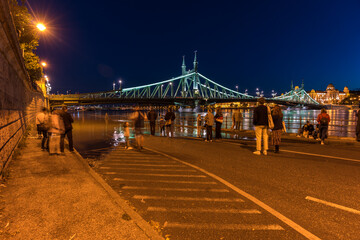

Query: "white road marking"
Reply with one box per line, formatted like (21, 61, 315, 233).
(226, 141, 360, 163)
(165, 222, 283, 230)
(146, 147, 321, 240)
(114, 173, 206, 177)
(306, 196, 360, 215)
(123, 186, 228, 192)
(113, 178, 217, 184)
(147, 207, 261, 214)
(103, 163, 185, 167)
(104, 160, 176, 163)
(133, 195, 244, 202)
(282, 149, 360, 163)
(103, 167, 196, 172)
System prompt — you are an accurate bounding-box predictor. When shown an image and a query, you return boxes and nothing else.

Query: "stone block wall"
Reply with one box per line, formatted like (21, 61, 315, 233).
(0, 0, 44, 176)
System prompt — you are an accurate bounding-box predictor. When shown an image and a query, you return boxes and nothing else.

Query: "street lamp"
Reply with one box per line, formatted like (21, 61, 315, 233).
(119, 80, 122, 90)
(36, 23, 46, 32)
(41, 62, 47, 67)
(113, 82, 115, 91)
(236, 85, 238, 92)
(256, 88, 260, 96)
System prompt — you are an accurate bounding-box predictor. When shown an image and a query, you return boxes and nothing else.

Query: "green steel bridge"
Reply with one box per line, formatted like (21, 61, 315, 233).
(49, 53, 321, 108)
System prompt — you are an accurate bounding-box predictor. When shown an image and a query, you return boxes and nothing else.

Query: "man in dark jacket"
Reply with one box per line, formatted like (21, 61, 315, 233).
(60, 106, 74, 152)
(253, 97, 269, 155)
(147, 107, 157, 135)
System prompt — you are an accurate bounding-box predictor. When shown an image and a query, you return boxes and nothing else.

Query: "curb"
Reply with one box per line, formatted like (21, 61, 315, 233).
(71, 148, 164, 240)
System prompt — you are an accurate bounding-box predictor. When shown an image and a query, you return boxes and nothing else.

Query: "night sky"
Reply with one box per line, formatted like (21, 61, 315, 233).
(32, 0, 360, 96)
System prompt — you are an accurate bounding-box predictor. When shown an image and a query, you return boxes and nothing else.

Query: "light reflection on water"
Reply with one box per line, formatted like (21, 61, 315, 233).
(72, 109, 358, 158)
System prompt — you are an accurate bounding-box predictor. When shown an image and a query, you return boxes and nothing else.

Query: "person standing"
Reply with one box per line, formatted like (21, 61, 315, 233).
(159, 116, 165, 136)
(123, 121, 132, 150)
(36, 107, 49, 150)
(196, 114, 202, 138)
(131, 106, 145, 150)
(165, 107, 176, 138)
(48, 110, 65, 155)
(253, 97, 269, 155)
(205, 108, 214, 142)
(271, 105, 283, 153)
(214, 107, 223, 140)
(60, 106, 74, 152)
(232, 109, 243, 130)
(356, 105, 360, 142)
(317, 108, 330, 145)
(147, 107, 157, 136)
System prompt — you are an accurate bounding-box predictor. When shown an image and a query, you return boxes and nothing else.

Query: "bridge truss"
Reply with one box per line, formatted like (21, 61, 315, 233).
(273, 82, 319, 105)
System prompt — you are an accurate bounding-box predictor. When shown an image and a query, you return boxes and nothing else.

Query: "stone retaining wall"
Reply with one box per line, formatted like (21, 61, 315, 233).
(0, 0, 44, 177)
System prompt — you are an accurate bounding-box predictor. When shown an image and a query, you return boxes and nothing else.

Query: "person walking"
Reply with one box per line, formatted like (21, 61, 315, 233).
(165, 107, 176, 138)
(147, 107, 157, 136)
(205, 108, 214, 142)
(214, 107, 223, 140)
(131, 106, 146, 150)
(317, 108, 330, 145)
(36, 107, 49, 150)
(159, 116, 165, 136)
(48, 109, 65, 155)
(232, 109, 243, 130)
(196, 114, 202, 138)
(253, 97, 269, 155)
(60, 106, 74, 153)
(271, 105, 283, 153)
(123, 121, 133, 150)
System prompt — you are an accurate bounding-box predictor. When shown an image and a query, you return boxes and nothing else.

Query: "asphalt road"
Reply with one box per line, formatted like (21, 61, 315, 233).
(95, 135, 360, 240)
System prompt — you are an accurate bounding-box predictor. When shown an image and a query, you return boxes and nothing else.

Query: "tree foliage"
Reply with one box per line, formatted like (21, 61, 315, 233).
(9, 0, 43, 83)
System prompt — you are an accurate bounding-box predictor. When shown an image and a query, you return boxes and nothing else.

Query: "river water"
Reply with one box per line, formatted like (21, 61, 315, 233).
(72, 108, 358, 159)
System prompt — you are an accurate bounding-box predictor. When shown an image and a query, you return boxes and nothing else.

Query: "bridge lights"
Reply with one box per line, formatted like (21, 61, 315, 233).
(272, 90, 277, 98)
(260, 91, 264, 97)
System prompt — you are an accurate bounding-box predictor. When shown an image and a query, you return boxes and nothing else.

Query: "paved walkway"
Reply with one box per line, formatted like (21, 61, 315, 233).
(0, 132, 163, 240)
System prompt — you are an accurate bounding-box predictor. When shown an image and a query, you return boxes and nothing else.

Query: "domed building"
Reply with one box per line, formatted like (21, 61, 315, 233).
(308, 84, 350, 104)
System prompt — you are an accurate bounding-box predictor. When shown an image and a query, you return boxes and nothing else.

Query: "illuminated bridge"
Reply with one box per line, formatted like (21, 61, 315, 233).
(49, 53, 321, 108)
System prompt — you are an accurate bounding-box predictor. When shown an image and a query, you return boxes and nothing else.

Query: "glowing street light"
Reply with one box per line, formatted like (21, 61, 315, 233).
(41, 62, 47, 67)
(119, 80, 122, 90)
(36, 23, 46, 32)
(113, 82, 115, 91)
(236, 85, 238, 92)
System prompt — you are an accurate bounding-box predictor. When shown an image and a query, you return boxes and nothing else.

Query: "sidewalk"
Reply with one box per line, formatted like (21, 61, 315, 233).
(0, 132, 163, 240)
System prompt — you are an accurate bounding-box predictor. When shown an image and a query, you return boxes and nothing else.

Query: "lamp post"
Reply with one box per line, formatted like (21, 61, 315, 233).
(119, 80, 122, 90)
(161, 84, 164, 98)
(113, 82, 115, 91)
(170, 82, 173, 97)
(36, 23, 46, 32)
(256, 88, 260, 96)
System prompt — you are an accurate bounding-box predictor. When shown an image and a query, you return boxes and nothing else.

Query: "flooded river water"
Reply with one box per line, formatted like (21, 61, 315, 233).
(72, 108, 358, 159)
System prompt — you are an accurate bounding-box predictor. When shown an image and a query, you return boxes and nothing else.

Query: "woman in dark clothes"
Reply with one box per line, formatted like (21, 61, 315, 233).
(214, 107, 223, 140)
(271, 105, 284, 153)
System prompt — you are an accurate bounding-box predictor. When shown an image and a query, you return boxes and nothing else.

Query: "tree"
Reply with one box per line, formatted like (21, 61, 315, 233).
(9, 0, 43, 84)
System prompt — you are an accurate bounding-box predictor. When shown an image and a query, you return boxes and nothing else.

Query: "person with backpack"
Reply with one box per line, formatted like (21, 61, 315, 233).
(147, 107, 157, 136)
(317, 108, 330, 145)
(253, 97, 269, 155)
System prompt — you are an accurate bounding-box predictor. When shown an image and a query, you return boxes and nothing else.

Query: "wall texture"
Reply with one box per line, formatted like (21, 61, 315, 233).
(0, 0, 44, 177)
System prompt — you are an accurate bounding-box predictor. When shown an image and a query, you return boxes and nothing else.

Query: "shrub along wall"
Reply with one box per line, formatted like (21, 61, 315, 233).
(0, 0, 44, 177)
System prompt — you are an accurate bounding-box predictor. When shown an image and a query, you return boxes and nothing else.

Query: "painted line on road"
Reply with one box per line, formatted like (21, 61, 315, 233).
(103, 160, 176, 163)
(226, 141, 360, 163)
(123, 186, 228, 192)
(147, 207, 261, 214)
(281, 150, 360, 163)
(101, 167, 196, 172)
(133, 195, 244, 202)
(145, 147, 321, 240)
(305, 196, 360, 215)
(103, 163, 185, 167)
(165, 222, 283, 230)
(113, 178, 217, 184)
(109, 173, 206, 177)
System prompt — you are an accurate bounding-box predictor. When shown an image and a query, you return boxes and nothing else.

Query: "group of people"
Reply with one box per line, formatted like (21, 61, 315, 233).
(35, 106, 74, 155)
(253, 97, 333, 155)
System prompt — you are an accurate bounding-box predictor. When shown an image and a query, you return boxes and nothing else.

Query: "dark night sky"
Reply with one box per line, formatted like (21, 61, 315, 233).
(32, 0, 360, 95)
